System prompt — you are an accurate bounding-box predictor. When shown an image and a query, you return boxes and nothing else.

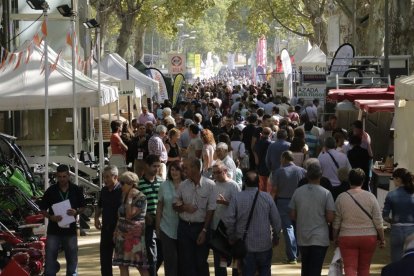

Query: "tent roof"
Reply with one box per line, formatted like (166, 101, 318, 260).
(354, 99, 395, 113)
(396, 75, 414, 100)
(327, 87, 394, 102)
(0, 45, 118, 111)
(100, 53, 159, 98)
(298, 45, 326, 66)
(293, 41, 311, 64)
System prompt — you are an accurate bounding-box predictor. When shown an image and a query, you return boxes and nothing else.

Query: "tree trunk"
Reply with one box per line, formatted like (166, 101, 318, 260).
(361, 0, 385, 56)
(134, 22, 146, 62)
(116, 14, 136, 57)
(389, 0, 414, 55)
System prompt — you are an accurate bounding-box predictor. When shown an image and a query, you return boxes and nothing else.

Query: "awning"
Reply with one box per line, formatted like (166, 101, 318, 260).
(327, 87, 394, 102)
(354, 99, 395, 113)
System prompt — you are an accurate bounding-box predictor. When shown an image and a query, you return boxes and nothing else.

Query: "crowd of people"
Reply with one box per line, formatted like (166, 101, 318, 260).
(39, 80, 414, 276)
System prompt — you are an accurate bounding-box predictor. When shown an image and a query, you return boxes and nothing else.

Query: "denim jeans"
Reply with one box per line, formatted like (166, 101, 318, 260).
(160, 230, 178, 276)
(390, 225, 414, 262)
(299, 246, 328, 276)
(275, 198, 297, 261)
(44, 234, 78, 276)
(145, 224, 162, 276)
(242, 249, 273, 276)
(177, 220, 210, 276)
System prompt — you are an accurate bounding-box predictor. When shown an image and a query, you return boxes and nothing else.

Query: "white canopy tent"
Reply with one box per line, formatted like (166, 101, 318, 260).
(0, 45, 118, 110)
(394, 75, 414, 172)
(293, 41, 312, 65)
(297, 45, 327, 73)
(0, 43, 118, 188)
(100, 53, 159, 99)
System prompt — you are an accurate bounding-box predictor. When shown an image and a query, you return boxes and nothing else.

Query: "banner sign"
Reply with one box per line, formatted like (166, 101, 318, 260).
(329, 43, 354, 76)
(256, 35, 267, 67)
(118, 80, 135, 96)
(194, 54, 201, 78)
(186, 52, 195, 68)
(173, 74, 185, 106)
(168, 53, 186, 74)
(150, 69, 168, 103)
(297, 85, 326, 99)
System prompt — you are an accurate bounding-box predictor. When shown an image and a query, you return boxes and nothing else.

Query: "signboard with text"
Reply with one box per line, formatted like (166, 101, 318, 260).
(118, 80, 135, 96)
(297, 85, 326, 107)
(168, 53, 186, 74)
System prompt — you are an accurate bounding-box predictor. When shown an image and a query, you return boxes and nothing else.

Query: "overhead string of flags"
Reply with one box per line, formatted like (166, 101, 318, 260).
(0, 19, 96, 74)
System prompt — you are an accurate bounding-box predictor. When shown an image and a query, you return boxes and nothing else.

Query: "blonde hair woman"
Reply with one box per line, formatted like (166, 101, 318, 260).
(113, 172, 149, 276)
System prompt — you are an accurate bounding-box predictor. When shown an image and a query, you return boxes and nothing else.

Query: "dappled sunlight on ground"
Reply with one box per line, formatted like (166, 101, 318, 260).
(55, 221, 390, 275)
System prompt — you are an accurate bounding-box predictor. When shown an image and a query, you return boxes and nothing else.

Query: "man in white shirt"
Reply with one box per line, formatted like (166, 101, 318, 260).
(318, 137, 352, 187)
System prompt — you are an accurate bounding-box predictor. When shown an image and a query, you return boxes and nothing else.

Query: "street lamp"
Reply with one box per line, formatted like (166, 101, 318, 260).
(83, 18, 104, 186)
(58, 2, 79, 185)
(26, 0, 48, 10)
(27, 0, 50, 190)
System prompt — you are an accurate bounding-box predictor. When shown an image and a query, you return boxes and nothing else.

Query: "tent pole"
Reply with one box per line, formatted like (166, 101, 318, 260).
(71, 11, 79, 185)
(97, 27, 104, 187)
(43, 6, 49, 191)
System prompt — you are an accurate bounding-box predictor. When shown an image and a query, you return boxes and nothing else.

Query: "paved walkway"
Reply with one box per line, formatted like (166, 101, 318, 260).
(57, 225, 389, 275)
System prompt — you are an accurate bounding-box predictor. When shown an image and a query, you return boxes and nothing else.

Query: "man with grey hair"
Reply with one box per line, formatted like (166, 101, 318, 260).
(216, 142, 237, 182)
(381, 233, 414, 276)
(95, 165, 122, 276)
(211, 161, 240, 275)
(162, 107, 176, 126)
(173, 157, 216, 276)
(318, 136, 351, 187)
(148, 125, 168, 179)
(272, 151, 306, 264)
(289, 160, 335, 276)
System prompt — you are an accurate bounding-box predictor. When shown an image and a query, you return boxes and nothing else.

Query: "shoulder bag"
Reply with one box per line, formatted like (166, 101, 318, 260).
(209, 190, 260, 259)
(345, 191, 381, 240)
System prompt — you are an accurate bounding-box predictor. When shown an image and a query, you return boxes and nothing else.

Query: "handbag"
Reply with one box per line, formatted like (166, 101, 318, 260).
(327, 247, 344, 276)
(345, 191, 381, 240)
(231, 190, 260, 259)
(237, 142, 250, 170)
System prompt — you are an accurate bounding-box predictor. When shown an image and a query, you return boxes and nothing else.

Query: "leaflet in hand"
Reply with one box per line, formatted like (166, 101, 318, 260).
(51, 199, 76, 228)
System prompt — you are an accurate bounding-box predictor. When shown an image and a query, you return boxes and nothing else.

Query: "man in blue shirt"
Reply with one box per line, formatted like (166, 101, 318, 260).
(266, 129, 291, 173)
(95, 165, 122, 276)
(223, 171, 281, 275)
(272, 151, 306, 264)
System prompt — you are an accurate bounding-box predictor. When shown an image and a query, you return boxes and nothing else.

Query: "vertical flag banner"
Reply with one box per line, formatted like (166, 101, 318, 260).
(194, 54, 201, 78)
(256, 35, 267, 67)
(149, 68, 169, 103)
(173, 73, 185, 106)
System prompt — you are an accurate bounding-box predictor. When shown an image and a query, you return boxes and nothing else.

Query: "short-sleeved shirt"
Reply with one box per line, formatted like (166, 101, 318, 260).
(289, 184, 335, 246)
(39, 183, 86, 236)
(139, 176, 162, 216)
(272, 163, 306, 198)
(97, 183, 122, 229)
(212, 179, 240, 230)
(158, 180, 179, 239)
(174, 176, 216, 223)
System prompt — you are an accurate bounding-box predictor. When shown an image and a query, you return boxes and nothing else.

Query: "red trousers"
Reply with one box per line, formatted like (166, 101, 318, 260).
(338, 235, 377, 276)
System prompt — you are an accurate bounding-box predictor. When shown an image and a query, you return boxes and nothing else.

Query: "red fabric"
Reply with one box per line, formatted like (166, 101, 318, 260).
(258, 175, 271, 193)
(338, 235, 377, 276)
(327, 88, 394, 102)
(110, 133, 126, 157)
(354, 99, 395, 113)
(0, 259, 29, 276)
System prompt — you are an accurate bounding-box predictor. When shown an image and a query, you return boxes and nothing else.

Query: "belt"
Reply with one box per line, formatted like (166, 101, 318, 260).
(179, 219, 204, 225)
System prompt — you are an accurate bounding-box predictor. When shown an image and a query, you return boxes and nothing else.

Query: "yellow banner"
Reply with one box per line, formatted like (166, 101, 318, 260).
(173, 74, 185, 106)
(194, 54, 201, 78)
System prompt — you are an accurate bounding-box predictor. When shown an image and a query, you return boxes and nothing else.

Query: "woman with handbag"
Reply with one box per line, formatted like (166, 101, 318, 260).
(333, 168, 385, 276)
(383, 168, 414, 262)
